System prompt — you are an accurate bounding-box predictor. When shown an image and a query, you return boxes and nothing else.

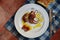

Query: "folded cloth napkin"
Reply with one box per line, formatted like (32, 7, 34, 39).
(0, 0, 26, 27)
(50, 28, 60, 40)
(0, 0, 26, 40)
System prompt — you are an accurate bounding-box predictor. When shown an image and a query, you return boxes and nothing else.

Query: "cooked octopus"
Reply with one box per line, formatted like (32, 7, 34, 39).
(28, 11, 38, 24)
(22, 11, 38, 24)
(22, 13, 29, 22)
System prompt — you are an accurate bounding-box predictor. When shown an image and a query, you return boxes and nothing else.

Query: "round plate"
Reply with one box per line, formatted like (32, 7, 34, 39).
(14, 4, 49, 38)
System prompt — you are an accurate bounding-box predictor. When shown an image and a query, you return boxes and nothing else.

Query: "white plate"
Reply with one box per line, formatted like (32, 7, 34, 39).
(14, 4, 49, 38)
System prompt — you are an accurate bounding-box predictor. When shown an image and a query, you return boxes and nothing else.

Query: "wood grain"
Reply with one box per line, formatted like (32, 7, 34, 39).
(0, 0, 26, 40)
(0, 0, 26, 27)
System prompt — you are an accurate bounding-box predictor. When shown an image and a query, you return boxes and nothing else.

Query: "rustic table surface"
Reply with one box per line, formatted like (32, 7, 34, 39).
(0, 0, 60, 40)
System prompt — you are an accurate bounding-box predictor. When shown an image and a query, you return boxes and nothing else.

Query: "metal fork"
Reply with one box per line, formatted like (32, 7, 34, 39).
(52, 13, 56, 33)
(49, 9, 56, 37)
(49, 9, 53, 37)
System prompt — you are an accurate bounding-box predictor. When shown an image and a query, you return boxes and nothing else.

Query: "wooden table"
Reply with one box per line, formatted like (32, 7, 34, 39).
(0, 0, 26, 40)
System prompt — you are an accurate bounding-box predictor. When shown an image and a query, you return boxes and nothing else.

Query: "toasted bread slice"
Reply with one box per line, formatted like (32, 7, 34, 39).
(37, 0, 55, 7)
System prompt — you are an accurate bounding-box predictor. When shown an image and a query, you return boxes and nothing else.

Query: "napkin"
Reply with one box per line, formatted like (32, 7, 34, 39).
(50, 28, 60, 40)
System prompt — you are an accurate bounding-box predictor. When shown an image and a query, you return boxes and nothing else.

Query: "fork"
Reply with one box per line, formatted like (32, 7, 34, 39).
(49, 9, 57, 37)
(49, 9, 53, 37)
(52, 13, 56, 33)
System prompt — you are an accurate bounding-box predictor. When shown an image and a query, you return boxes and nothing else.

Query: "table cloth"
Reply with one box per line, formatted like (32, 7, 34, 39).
(5, 0, 60, 40)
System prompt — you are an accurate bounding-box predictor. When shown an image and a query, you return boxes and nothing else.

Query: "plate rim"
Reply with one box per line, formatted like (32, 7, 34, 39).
(14, 4, 49, 38)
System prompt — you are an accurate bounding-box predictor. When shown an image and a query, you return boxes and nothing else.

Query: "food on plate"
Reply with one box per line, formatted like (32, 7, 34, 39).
(22, 10, 44, 32)
(28, 11, 38, 24)
(22, 25, 31, 32)
(22, 13, 29, 22)
(22, 11, 38, 23)
(28, 11, 36, 19)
